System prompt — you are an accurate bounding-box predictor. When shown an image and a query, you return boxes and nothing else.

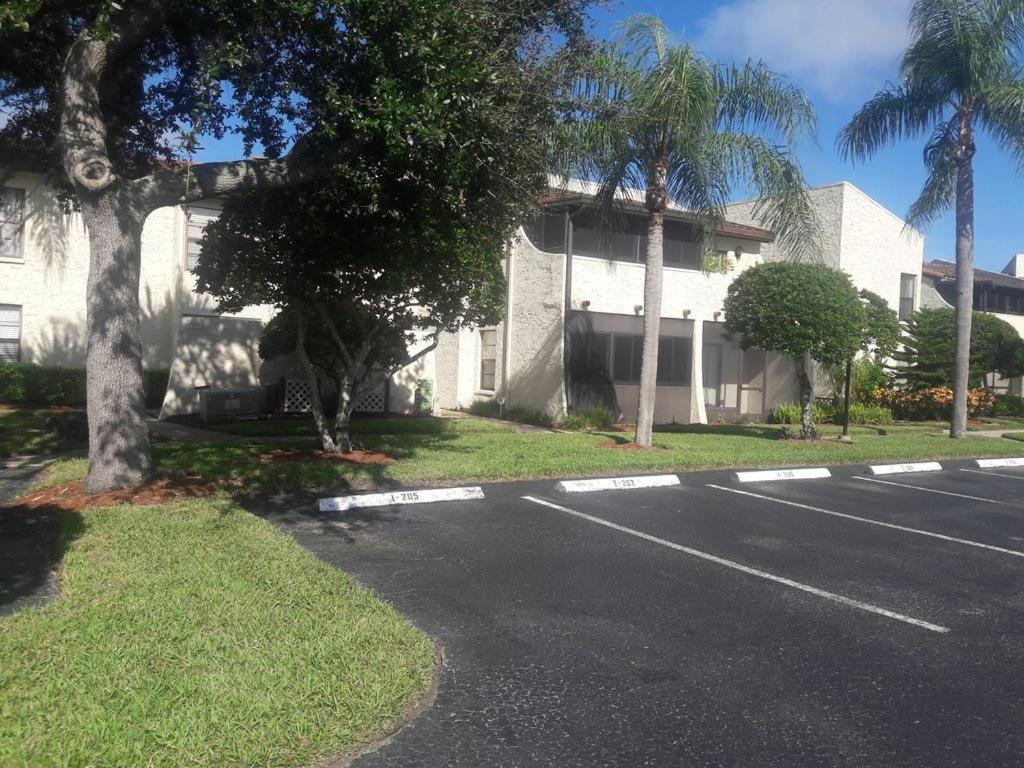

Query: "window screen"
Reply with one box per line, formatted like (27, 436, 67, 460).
(0, 188, 25, 260)
(0, 304, 21, 362)
(656, 337, 692, 385)
(186, 206, 219, 272)
(479, 330, 498, 391)
(899, 273, 917, 320)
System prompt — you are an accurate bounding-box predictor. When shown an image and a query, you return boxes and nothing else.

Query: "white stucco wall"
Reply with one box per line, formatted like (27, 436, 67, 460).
(726, 182, 924, 313)
(0, 171, 182, 369)
(504, 231, 567, 416)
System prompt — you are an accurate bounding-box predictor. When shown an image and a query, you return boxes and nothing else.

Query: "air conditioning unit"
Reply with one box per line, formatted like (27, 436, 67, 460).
(199, 388, 265, 421)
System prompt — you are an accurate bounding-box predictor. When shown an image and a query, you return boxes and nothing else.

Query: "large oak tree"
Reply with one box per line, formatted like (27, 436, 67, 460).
(0, 0, 590, 490)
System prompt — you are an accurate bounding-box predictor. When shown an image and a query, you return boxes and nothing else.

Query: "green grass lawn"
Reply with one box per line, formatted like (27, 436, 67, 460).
(0, 499, 434, 768)
(34, 416, 1024, 494)
(0, 408, 85, 457)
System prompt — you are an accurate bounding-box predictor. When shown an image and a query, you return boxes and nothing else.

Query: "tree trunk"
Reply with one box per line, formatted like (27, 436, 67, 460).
(295, 314, 338, 452)
(795, 351, 816, 440)
(635, 175, 667, 447)
(334, 374, 356, 454)
(81, 193, 153, 491)
(950, 136, 975, 439)
(842, 357, 852, 437)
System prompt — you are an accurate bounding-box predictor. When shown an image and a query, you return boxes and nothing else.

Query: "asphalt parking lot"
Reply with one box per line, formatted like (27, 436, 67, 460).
(269, 460, 1024, 767)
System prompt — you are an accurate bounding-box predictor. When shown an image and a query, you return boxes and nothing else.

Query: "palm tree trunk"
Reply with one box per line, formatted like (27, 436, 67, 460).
(951, 126, 975, 439)
(635, 207, 664, 446)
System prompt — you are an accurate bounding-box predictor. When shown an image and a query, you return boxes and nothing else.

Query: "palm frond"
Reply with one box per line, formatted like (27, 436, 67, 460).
(699, 132, 822, 262)
(906, 119, 957, 228)
(716, 61, 818, 145)
(979, 80, 1024, 168)
(615, 14, 668, 67)
(837, 82, 946, 162)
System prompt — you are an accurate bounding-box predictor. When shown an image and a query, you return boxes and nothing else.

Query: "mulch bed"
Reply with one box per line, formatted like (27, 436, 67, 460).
(256, 448, 392, 465)
(12, 478, 214, 512)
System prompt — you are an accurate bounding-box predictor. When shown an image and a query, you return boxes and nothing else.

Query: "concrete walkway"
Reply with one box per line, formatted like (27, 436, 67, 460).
(146, 418, 242, 444)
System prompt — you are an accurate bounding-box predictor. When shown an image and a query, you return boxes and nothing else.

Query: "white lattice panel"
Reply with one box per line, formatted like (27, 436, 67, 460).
(353, 385, 386, 413)
(284, 379, 312, 412)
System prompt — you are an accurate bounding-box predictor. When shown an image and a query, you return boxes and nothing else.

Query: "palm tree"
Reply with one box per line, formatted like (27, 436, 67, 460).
(839, 0, 1024, 438)
(555, 15, 820, 447)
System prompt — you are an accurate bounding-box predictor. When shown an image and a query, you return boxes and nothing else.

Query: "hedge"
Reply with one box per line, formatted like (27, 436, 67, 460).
(869, 386, 995, 421)
(0, 363, 169, 409)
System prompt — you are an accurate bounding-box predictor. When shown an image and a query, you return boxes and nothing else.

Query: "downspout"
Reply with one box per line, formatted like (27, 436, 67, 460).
(561, 208, 575, 414)
(501, 240, 514, 401)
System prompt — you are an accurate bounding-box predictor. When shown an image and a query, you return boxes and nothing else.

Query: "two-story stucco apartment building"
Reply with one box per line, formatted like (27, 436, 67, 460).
(0, 171, 922, 425)
(434, 180, 925, 424)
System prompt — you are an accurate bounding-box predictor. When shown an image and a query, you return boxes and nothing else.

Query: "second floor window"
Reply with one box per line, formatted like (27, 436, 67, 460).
(0, 187, 25, 260)
(899, 273, 916, 320)
(186, 206, 219, 272)
(479, 330, 497, 391)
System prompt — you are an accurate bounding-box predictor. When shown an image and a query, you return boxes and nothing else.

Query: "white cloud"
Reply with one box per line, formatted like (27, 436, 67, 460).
(696, 0, 912, 102)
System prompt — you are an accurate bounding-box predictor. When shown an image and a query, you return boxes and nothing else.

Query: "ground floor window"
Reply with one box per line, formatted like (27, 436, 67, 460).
(479, 329, 497, 391)
(0, 304, 21, 362)
(575, 331, 692, 386)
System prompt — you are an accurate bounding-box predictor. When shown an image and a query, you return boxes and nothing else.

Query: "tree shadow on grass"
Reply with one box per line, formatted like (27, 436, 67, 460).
(656, 423, 782, 440)
(0, 504, 85, 616)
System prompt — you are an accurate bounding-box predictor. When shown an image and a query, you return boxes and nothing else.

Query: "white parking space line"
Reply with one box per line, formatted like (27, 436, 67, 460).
(521, 495, 949, 634)
(961, 468, 1024, 482)
(707, 484, 1024, 560)
(853, 476, 1009, 504)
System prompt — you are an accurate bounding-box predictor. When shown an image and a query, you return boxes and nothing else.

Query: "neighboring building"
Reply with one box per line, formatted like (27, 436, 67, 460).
(922, 257, 1024, 395)
(0, 170, 430, 417)
(432, 180, 925, 424)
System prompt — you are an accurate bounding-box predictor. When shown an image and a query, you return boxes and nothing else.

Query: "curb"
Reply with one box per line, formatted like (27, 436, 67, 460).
(867, 461, 943, 476)
(557, 475, 680, 493)
(975, 457, 1024, 468)
(318, 486, 484, 512)
(735, 468, 831, 483)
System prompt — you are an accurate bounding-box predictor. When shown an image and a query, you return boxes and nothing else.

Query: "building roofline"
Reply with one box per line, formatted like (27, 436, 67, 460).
(539, 188, 776, 244)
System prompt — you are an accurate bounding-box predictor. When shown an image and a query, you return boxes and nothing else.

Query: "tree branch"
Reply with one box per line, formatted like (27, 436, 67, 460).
(58, 6, 164, 195)
(134, 133, 359, 211)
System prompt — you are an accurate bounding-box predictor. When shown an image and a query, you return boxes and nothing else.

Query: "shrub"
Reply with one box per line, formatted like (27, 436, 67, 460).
(467, 399, 553, 427)
(557, 407, 615, 431)
(846, 403, 893, 425)
(769, 402, 834, 424)
(869, 386, 995, 421)
(0, 363, 170, 409)
(993, 393, 1024, 417)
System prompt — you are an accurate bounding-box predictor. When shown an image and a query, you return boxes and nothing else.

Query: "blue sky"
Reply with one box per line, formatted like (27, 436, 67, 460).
(595, 0, 1024, 271)
(196, 0, 1023, 272)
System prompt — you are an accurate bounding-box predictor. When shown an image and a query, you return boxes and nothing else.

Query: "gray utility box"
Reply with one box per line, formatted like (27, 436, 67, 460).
(199, 387, 265, 421)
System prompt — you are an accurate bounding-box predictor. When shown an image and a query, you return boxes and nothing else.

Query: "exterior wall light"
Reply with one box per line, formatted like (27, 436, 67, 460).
(682, 309, 691, 318)
(634, 304, 643, 315)
(713, 310, 722, 321)
(581, 299, 591, 310)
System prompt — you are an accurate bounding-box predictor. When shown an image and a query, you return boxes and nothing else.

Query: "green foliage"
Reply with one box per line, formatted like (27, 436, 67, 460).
(557, 407, 615, 431)
(847, 403, 894, 425)
(859, 290, 901, 357)
(0, 364, 168, 409)
(554, 14, 820, 259)
(769, 402, 833, 424)
(994, 393, 1024, 417)
(467, 399, 554, 427)
(892, 307, 1024, 388)
(723, 263, 863, 366)
(852, 358, 891, 404)
(1, 0, 591, 184)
